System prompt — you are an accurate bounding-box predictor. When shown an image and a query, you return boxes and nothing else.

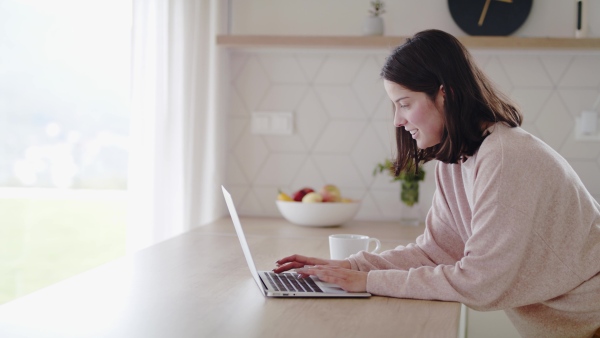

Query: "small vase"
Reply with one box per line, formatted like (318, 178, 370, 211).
(401, 180, 419, 206)
(400, 181, 422, 226)
(400, 202, 422, 227)
(363, 16, 384, 36)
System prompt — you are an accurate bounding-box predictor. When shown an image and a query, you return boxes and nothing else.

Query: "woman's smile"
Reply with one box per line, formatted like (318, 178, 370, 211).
(407, 128, 418, 139)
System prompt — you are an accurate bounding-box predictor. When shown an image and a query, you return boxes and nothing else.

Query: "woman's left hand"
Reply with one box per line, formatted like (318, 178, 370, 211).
(296, 265, 368, 293)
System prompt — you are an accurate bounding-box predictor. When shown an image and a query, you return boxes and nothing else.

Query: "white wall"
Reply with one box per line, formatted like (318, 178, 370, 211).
(224, 48, 600, 219)
(230, 0, 599, 38)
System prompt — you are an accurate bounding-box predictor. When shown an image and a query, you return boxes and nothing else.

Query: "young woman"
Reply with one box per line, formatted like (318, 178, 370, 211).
(273, 29, 600, 338)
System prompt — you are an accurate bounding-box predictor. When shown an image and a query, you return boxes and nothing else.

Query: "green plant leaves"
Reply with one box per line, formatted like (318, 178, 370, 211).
(373, 158, 425, 206)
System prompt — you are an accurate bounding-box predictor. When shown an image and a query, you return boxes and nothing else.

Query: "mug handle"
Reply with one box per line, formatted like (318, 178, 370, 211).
(368, 238, 381, 253)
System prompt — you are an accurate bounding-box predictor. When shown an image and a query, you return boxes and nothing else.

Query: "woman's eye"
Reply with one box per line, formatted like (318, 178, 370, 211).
(400, 104, 408, 109)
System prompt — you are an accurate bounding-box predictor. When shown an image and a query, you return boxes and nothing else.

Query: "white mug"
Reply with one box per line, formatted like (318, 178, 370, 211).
(329, 234, 381, 260)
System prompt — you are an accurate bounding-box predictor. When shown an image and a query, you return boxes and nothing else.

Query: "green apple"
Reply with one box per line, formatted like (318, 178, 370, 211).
(319, 184, 341, 202)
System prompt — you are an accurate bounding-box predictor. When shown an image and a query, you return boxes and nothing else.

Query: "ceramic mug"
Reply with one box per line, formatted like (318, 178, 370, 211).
(329, 234, 381, 260)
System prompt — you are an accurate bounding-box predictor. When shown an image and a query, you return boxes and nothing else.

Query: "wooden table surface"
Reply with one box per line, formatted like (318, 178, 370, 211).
(0, 217, 460, 338)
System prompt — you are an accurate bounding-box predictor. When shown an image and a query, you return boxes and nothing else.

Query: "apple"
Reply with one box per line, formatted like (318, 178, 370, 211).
(292, 187, 314, 202)
(319, 184, 341, 202)
(302, 192, 323, 203)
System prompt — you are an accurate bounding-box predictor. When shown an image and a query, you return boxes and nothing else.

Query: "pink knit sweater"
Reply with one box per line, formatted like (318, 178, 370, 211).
(349, 123, 600, 337)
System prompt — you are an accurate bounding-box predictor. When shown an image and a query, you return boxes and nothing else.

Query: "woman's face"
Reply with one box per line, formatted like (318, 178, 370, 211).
(383, 80, 445, 149)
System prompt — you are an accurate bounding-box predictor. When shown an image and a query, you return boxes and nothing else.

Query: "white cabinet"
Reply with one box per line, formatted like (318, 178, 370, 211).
(466, 308, 521, 338)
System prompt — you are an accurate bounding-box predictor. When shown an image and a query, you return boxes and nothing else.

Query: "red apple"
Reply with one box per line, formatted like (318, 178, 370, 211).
(292, 187, 314, 202)
(319, 184, 341, 202)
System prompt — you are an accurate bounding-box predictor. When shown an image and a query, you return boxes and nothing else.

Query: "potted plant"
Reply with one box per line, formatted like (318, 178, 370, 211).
(373, 158, 425, 225)
(363, 1, 385, 36)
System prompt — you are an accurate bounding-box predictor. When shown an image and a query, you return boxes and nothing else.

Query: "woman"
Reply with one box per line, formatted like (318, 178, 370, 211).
(273, 29, 600, 338)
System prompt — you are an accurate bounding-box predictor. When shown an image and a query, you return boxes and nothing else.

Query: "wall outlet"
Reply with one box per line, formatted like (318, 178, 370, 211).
(251, 112, 294, 135)
(575, 111, 600, 142)
(580, 110, 597, 135)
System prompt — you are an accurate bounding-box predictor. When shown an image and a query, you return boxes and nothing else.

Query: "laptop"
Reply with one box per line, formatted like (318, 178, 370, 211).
(221, 185, 371, 298)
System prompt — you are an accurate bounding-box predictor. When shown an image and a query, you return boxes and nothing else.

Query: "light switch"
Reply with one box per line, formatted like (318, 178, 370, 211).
(251, 113, 270, 134)
(251, 112, 294, 135)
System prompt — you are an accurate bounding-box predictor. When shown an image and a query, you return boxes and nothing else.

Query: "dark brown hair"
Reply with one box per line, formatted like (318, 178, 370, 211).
(380, 29, 522, 174)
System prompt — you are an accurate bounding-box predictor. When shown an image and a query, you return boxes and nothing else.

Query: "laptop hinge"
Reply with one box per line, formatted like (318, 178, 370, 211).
(259, 274, 270, 291)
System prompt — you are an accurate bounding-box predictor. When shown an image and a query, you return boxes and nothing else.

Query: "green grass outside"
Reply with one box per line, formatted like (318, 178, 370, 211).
(0, 197, 127, 304)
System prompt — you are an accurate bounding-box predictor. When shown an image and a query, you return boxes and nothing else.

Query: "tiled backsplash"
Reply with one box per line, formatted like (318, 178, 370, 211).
(225, 49, 600, 220)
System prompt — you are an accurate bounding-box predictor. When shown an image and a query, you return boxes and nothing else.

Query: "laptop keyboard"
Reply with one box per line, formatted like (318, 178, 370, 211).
(266, 272, 323, 293)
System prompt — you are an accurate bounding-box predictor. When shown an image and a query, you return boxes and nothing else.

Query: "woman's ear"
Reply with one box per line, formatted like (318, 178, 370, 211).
(435, 85, 446, 110)
(438, 85, 446, 102)
(441, 84, 456, 98)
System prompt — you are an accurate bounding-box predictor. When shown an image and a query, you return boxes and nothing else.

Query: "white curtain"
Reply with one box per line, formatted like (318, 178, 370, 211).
(128, 0, 225, 252)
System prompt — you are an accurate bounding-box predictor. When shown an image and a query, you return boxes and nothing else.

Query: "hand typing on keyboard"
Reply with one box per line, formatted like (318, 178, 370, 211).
(273, 254, 350, 274)
(273, 254, 368, 293)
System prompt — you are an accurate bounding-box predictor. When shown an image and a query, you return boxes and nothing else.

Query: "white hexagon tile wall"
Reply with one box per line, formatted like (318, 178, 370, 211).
(225, 49, 600, 220)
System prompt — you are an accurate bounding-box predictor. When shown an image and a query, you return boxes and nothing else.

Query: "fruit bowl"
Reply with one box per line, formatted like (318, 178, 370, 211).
(275, 200, 361, 227)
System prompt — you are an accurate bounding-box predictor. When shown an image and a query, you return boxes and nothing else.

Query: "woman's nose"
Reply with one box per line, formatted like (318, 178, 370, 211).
(394, 111, 406, 127)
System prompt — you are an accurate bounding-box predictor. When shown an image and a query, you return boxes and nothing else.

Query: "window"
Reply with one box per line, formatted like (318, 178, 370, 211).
(0, 0, 131, 304)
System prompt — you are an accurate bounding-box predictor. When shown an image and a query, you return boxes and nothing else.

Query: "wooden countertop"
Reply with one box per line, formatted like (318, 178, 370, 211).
(0, 217, 460, 338)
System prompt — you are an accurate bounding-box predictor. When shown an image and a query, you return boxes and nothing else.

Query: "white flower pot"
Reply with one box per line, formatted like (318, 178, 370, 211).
(363, 16, 384, 36)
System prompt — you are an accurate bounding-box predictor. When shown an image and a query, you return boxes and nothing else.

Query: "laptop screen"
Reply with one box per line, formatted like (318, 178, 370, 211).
(221, 186, 266, 295)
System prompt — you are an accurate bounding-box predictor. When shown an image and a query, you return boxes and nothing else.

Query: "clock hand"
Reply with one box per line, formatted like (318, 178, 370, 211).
(479, 0, 513, 27)
(478, 0, 491, 26)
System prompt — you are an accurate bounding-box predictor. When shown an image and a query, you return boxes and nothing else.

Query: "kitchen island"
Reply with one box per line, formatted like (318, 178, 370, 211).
(0, 217, 460, 337)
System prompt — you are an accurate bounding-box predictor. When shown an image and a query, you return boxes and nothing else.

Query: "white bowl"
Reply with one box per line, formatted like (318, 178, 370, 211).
(275, 200, 361, 227)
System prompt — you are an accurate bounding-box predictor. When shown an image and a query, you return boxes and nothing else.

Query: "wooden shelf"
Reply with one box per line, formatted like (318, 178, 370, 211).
(217, 35, 600, 50)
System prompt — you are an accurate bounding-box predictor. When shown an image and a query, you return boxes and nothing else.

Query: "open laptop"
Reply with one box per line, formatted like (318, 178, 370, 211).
(221, 185, 371, 298)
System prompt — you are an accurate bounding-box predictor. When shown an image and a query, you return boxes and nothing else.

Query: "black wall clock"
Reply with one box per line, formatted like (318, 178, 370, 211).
(448, 0, 533, 36)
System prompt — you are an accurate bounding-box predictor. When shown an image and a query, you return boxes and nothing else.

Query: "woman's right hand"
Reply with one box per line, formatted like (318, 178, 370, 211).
(273, 254, 351, 274)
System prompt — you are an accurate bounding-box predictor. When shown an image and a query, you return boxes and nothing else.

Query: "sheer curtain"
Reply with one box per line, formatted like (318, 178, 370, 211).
(128, 0, 225, 252)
